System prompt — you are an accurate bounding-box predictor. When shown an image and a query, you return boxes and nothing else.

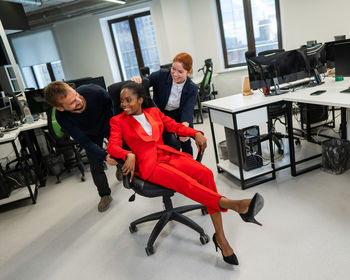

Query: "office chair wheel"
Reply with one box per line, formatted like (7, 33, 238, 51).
(81, 176, 85, 182)
(129, 224, 138, 233)
(199, 233, 210, 245)
(295, 139, 301, 146)
(145, 246, 154, 256)
(201, 207, 208, 215)
(278, 148, 284, 155)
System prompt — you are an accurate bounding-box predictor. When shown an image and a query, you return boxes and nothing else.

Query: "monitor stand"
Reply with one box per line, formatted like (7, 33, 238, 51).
(270, 77, 289, 95)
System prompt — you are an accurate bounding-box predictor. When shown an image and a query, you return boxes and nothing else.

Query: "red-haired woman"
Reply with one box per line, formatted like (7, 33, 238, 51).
(132, 52, 198, 155)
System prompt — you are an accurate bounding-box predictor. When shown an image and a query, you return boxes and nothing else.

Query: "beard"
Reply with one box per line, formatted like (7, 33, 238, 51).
(71, 95, 86, 113)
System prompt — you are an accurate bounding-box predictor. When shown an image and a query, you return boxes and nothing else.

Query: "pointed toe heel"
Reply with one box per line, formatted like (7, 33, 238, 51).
(239, 192, 264, 226)
(213, 233, 239, 265)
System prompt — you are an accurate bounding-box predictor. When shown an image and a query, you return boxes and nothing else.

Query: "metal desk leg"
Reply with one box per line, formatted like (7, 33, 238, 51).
(21, 130, 46, 187)
(286, 102, 297, 176)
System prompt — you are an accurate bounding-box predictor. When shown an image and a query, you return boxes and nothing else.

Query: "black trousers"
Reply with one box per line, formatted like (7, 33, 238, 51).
(86, 136, 111, 197)
(163, 109, 193, 156)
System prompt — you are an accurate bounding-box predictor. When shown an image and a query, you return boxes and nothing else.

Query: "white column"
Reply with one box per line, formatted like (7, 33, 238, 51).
(0, 20, 25, 94)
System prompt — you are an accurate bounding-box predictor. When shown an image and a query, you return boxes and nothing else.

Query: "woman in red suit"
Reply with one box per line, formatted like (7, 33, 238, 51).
(107, 82, 264, 265)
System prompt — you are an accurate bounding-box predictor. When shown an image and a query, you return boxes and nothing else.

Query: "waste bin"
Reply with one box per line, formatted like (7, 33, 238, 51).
(321, 139, 350, 174)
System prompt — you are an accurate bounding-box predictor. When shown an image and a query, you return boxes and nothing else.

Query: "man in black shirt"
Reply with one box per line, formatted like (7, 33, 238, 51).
(44, 81, 117, 212)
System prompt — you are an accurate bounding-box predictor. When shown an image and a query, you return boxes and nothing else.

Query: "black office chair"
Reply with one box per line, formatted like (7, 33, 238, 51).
(45, 107, 85, 183)
(139, 66, 150, 78)
(107, 80, 210, 256)
(194, 58, 217, 124)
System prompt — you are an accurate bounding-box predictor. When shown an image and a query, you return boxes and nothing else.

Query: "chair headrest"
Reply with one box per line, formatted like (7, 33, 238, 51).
(107, 79, 151, 115)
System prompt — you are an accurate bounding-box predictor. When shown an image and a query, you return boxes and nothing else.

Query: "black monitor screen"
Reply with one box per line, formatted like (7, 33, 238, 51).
(24, 89, 50, 115)
(0, 97, 13, 127)
(246, 49, 307, 90)
(334, 41, 350, 77)
(65, 76, 106, 90)
(324, 38, 350, 68)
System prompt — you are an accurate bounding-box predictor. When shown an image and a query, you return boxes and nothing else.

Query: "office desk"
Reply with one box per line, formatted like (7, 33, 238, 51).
(0, 119, 47, 205)
(202, 92, 283, 189)
(203, 78, 350, 188)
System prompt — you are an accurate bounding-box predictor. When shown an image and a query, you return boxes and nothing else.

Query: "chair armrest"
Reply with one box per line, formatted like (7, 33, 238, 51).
(111, 146, 203, 190)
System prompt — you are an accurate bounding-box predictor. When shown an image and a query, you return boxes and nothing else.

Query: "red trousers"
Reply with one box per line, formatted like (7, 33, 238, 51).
(147, 149, 226, 214)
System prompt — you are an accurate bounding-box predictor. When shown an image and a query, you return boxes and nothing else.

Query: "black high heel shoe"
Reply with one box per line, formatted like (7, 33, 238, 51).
(212, 233, 239, 265)
(239, 192, 264, 226)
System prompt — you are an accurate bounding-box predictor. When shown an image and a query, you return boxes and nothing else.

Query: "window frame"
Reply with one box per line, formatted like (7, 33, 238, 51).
(216, 0, 283, 68)
(108, 11, 152, 81)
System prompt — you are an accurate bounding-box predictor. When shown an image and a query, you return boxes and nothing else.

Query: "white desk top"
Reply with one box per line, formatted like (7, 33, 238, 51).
(203, 77, 350, 113)
(0, 118, 47, 143)
(202, 90, 282, 113)
(283, 78, 350, 108)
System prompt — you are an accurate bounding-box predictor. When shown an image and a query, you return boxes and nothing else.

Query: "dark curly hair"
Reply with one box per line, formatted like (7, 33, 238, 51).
(121, 82, 154, 109)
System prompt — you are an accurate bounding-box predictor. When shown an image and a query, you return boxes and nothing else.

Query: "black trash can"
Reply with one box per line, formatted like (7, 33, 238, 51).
(322, 139, 350, 174)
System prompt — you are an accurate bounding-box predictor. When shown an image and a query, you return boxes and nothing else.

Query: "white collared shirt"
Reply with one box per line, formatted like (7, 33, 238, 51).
(133, 113, 152, 137)
(165, 80, 186, 111)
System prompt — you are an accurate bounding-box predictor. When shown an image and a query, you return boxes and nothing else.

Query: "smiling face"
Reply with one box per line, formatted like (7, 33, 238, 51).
(120, 88, 143, 116)
(171, 61, 189, 84)
(56, 86, 86, 113)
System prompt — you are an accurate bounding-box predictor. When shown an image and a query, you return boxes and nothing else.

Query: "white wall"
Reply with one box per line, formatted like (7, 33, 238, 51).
(280, 0, 350, 50)
(52, 15, 114, 86)
(27, 0, 350, 95)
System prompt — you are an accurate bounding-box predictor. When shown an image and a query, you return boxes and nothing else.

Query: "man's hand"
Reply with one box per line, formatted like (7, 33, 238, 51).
(194, 132, 207, 154)
(179, 122, 190, 142)
(106, 154, 117, 166)
(130, 76, 142, 84)
(122, 153, 136, 182)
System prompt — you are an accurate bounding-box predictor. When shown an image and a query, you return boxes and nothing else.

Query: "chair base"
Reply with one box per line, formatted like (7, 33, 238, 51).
(129, 195, 210, 255)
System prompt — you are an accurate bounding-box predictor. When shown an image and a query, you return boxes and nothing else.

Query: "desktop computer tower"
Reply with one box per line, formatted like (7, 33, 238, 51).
(224, 126, 263, 171)
(299, 103, 328, 125)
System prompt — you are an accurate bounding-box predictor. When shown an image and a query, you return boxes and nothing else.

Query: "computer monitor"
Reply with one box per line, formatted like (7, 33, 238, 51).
(333, 41, 350, 93)
(6, 92, 25, 122)
(324, 38, 350, 68)
(24, 89, 50, 115)
(65, 76, 106, 90)
(246, 48, 307, 94)
(334, 41, 350, 77)
(0, 97, 14, 127)
(160, 63, 172, 70)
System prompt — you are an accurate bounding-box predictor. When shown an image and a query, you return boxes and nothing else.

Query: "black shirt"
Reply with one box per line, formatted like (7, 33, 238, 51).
(56, 84, 113, 161)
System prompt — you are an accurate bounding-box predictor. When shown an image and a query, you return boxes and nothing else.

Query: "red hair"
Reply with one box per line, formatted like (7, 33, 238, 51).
(173, 52, 193, 74)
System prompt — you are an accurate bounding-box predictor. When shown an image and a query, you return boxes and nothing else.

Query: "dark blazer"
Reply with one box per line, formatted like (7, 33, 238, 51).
(148, 69, 198, 125)
(107, 107, 199, 180)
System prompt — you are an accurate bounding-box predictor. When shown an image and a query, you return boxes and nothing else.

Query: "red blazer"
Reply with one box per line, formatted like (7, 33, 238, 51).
(107, 107, 201, 180)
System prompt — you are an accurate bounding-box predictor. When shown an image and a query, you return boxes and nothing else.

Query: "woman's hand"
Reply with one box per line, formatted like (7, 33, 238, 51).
(179, 122, 190, 142)
(106, 154, 117, 166)
(122, 153, 136, 182)
(130, 76, 142, 84)
(194, 132, 207, 154)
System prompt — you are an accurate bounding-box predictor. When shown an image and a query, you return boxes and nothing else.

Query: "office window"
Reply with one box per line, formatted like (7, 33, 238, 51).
(21, 60, 65, 89)
(216, 0, 282, 68)
(108, 11, 160, 80)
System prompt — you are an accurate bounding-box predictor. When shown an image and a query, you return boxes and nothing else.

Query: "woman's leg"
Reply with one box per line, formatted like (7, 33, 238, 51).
(211, 211, 234, 257)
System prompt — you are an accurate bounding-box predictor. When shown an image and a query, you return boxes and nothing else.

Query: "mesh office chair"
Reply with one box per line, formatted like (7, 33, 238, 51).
(194, 58, 217, 124)
(107, 80, 210, 256)
(45, 107, 85, 183)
